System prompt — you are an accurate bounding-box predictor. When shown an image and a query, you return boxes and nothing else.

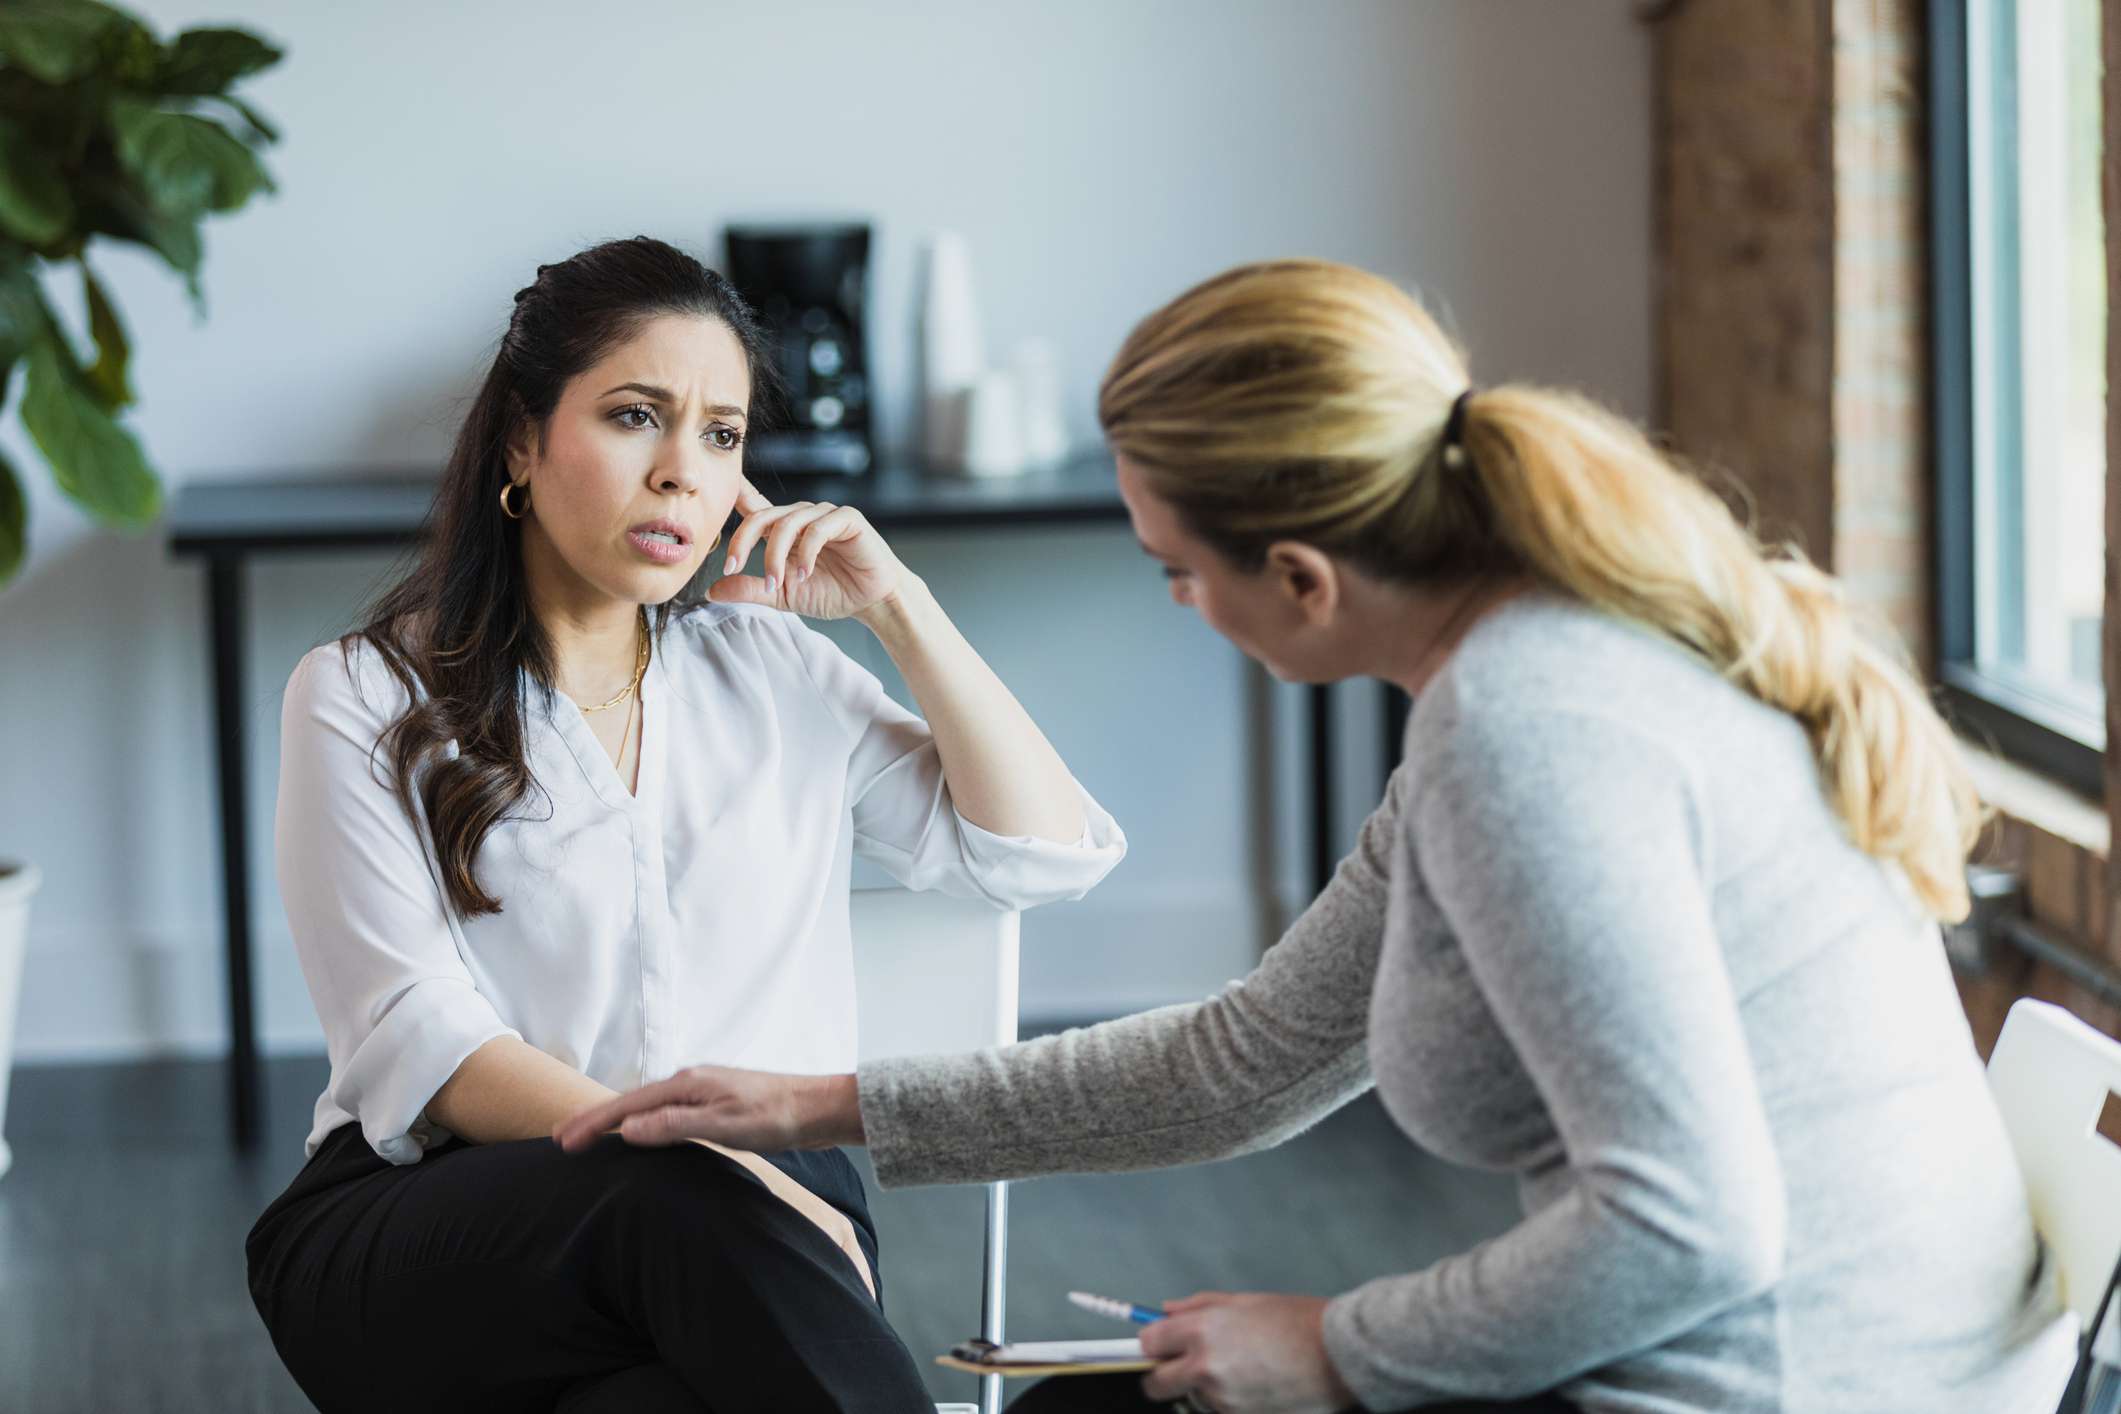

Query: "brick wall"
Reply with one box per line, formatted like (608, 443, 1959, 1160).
(1831, 0, 1932, 667)
(1656, 0, 1931, 664)
(1655, 0, 1838, 565)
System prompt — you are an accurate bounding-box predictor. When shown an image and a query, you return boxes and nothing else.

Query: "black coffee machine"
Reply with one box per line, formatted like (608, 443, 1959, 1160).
(723, 224, 873, 476)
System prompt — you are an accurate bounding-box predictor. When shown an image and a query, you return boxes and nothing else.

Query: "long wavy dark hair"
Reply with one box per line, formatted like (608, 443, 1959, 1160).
(340, 236, 774, 919)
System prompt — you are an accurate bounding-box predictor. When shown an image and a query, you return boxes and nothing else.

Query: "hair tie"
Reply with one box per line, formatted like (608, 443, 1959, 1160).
(1439, 387, 1476, 470)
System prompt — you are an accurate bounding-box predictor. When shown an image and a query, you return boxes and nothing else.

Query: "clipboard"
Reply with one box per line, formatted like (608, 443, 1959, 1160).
(937, 1337, 1154, 1377)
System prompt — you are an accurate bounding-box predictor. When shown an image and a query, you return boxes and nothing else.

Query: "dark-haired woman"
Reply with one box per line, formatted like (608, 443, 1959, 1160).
(243, 236, 1125, 1414)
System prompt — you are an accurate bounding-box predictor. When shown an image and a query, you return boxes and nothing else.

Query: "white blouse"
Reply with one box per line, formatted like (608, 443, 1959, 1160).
(274, 601, 1127, 1164)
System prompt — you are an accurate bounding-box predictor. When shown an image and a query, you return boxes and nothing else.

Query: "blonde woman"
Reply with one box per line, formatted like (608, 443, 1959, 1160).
(556, 260, 2076, 1414)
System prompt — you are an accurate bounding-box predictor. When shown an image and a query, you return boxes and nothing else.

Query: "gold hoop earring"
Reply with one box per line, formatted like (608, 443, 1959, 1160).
(705, 529, 721, 554)
(499, 481, 529, 519)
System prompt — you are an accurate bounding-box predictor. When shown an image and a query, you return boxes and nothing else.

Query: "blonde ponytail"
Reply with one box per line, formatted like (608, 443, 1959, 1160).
(1461, 386, 1980, 921)
(1100, 260, 1982, 921)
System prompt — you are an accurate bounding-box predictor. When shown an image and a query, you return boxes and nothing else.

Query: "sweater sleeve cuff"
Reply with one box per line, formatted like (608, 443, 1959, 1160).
(856, 1055, 916, 1187)
(1323, 1285, 1422, 1411)
(855, 1056, 933, 1190)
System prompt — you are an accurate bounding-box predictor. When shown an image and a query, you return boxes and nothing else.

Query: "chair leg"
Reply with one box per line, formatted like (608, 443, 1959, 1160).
(981, 1180, 1011, 1414)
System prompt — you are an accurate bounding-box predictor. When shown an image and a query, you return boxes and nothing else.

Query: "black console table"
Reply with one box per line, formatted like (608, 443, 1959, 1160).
(167, 454, 1356, 1148)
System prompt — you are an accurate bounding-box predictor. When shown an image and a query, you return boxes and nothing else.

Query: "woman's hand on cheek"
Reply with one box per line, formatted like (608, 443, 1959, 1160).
(1137, 1292, 1357, 1414)
(709, 476, 910, 621)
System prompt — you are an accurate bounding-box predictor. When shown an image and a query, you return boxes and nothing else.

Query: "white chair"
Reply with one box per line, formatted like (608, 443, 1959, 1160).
(1987, 998, 2121, 1409)
(851, 887, 1021, 1414)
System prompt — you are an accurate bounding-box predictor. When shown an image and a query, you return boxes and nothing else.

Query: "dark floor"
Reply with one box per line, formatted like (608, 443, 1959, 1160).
(0, 1048, 1519, 1413)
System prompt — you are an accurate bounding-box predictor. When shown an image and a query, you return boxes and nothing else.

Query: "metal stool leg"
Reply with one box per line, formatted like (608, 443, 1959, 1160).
(980, 1178, 1010, 1414)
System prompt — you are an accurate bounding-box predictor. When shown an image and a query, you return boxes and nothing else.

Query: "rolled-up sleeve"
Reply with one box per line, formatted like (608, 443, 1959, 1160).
(275, 645, 521, 1164)
(780, 615, 1125, 909)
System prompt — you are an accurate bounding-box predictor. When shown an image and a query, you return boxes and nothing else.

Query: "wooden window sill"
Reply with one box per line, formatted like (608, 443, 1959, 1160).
(1960, 737, 2108, 861)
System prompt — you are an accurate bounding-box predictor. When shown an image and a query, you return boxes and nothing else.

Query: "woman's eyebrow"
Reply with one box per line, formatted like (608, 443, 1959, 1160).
(599, 381, 746, 417)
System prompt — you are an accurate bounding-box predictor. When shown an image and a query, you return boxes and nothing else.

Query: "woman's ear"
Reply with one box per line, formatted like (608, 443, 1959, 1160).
(1265, 541, 1339, 625)
(503, 415, 538, 481)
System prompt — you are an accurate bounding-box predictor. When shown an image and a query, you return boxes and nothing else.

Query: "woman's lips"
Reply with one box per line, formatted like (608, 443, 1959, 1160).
(627, 529, 690, 565)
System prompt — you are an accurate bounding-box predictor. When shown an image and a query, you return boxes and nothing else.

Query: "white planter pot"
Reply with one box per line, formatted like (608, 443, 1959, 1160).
(0, 860, 39, 1181)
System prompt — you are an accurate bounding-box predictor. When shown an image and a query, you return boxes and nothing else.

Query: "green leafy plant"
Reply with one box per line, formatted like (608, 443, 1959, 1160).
(0, 0, 281, 584)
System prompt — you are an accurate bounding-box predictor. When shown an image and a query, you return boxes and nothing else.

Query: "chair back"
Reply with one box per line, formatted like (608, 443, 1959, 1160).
(852, 888, 1021, 1060)
(849, 887, 1020, 1414)
(1987, 998, 2121, 1324)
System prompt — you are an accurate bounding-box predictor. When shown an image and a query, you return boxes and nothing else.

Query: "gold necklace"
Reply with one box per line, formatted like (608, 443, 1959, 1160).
(613, 688, 640, 791)
(578, 610, 649, 714)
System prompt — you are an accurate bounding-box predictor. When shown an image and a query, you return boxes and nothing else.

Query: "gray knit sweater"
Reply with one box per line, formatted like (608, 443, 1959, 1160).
(856, 592, 2076, 1412)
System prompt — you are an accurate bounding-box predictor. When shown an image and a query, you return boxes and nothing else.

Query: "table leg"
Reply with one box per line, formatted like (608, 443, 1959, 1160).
(207, 553, 260, 1150)
(1309, 682, 1335, 896)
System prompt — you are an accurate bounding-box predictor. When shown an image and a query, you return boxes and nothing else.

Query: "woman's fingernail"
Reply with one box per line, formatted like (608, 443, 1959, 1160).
(765, 576, 778, 597)
(724, 555, 736, 576)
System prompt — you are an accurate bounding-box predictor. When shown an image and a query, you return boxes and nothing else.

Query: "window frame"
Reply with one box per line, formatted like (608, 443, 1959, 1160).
(1930, 0, 2107, 797)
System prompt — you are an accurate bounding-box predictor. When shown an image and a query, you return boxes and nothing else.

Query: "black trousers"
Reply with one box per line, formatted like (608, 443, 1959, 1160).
(246, 1122, 933, 1414)
(1003, 1373, 1579, 1412)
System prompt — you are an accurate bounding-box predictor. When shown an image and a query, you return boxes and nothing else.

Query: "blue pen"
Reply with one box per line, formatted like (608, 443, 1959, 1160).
(1069, 1290, 1163, 1325)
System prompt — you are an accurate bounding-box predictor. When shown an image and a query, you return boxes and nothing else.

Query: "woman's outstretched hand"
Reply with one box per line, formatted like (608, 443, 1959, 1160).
(708, 476, 911, 622)
(551, 1065, 863, 1154)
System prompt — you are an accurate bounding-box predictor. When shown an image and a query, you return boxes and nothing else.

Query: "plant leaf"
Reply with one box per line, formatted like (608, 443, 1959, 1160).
(72, 168, 203, 280)
(108, 99, 275, 218)
(0, 0, 128, 86)
(155, 27, 282, 96)
(0, 444, 25, 584)
(0, 259, 53, 362)
(211, 92, 278, 146)
(79, 261, 128, 410)
(0, 116, 73, 247)
(0, 255, 37, 409)
(21, 336, 159, 527)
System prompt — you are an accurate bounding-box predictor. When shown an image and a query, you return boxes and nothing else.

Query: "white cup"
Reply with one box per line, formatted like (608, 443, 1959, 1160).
(1011, 337, 1067, 470)
(958, 369, 1027, 478)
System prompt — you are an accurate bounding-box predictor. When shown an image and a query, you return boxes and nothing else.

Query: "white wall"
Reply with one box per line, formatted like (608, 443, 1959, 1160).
(0, 0, 1651, 1063)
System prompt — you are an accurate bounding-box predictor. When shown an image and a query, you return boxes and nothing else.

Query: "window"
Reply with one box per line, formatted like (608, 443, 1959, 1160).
(1933, 0, 2107, 795)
